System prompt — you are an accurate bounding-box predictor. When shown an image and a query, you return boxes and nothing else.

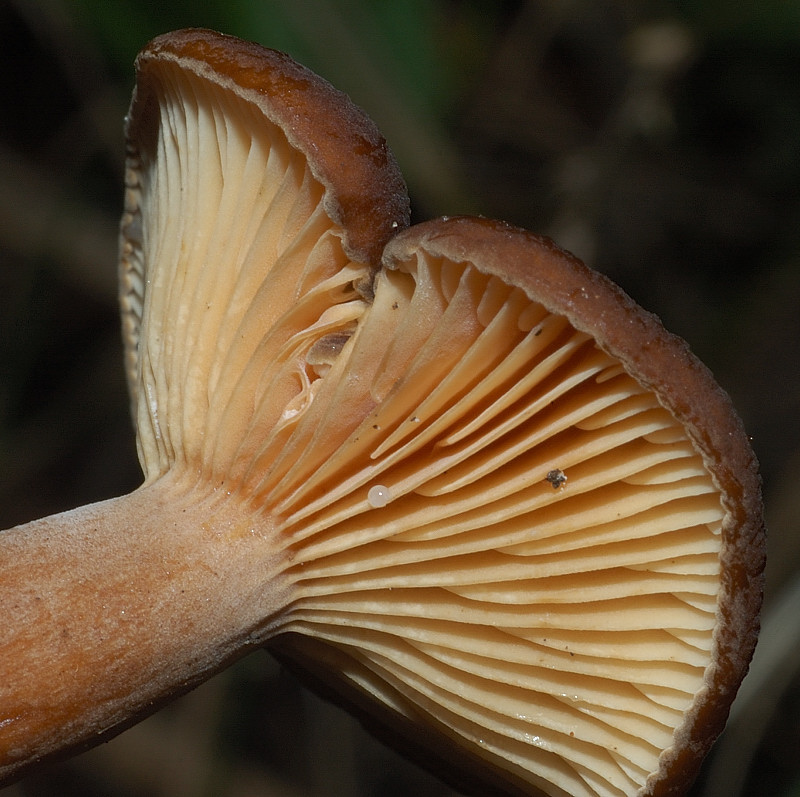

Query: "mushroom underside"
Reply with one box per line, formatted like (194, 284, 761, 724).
(265, 247, 729, 797)
(115, 32, 759, 797)
(0, 28, 760, 797)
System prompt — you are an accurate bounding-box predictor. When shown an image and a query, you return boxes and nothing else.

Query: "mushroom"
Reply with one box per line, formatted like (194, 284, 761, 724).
(0, 28, 764, 797)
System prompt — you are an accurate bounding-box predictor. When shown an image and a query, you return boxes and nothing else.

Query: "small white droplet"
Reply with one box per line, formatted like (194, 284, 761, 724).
(368, 484, 391, 508)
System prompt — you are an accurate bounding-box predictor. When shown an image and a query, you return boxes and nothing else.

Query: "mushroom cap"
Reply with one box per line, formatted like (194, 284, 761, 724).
(127, 28, 409, 264)
(265, 217, 763, 797)
(115, 30, 763, 797)
(119, 28, 409, 481)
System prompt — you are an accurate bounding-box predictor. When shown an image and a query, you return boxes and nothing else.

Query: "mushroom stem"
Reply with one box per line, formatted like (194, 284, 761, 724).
(0, 477, 291, 782)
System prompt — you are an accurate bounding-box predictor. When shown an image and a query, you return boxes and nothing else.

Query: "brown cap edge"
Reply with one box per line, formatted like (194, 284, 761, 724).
(127, 28, 410, 265)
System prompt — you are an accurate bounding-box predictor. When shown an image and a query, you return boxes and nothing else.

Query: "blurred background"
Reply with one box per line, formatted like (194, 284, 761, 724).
(1, 1, 798, 795)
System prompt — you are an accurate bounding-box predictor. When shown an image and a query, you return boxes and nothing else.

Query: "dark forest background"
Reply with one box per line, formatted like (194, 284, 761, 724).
(1, 1, 798, 795)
